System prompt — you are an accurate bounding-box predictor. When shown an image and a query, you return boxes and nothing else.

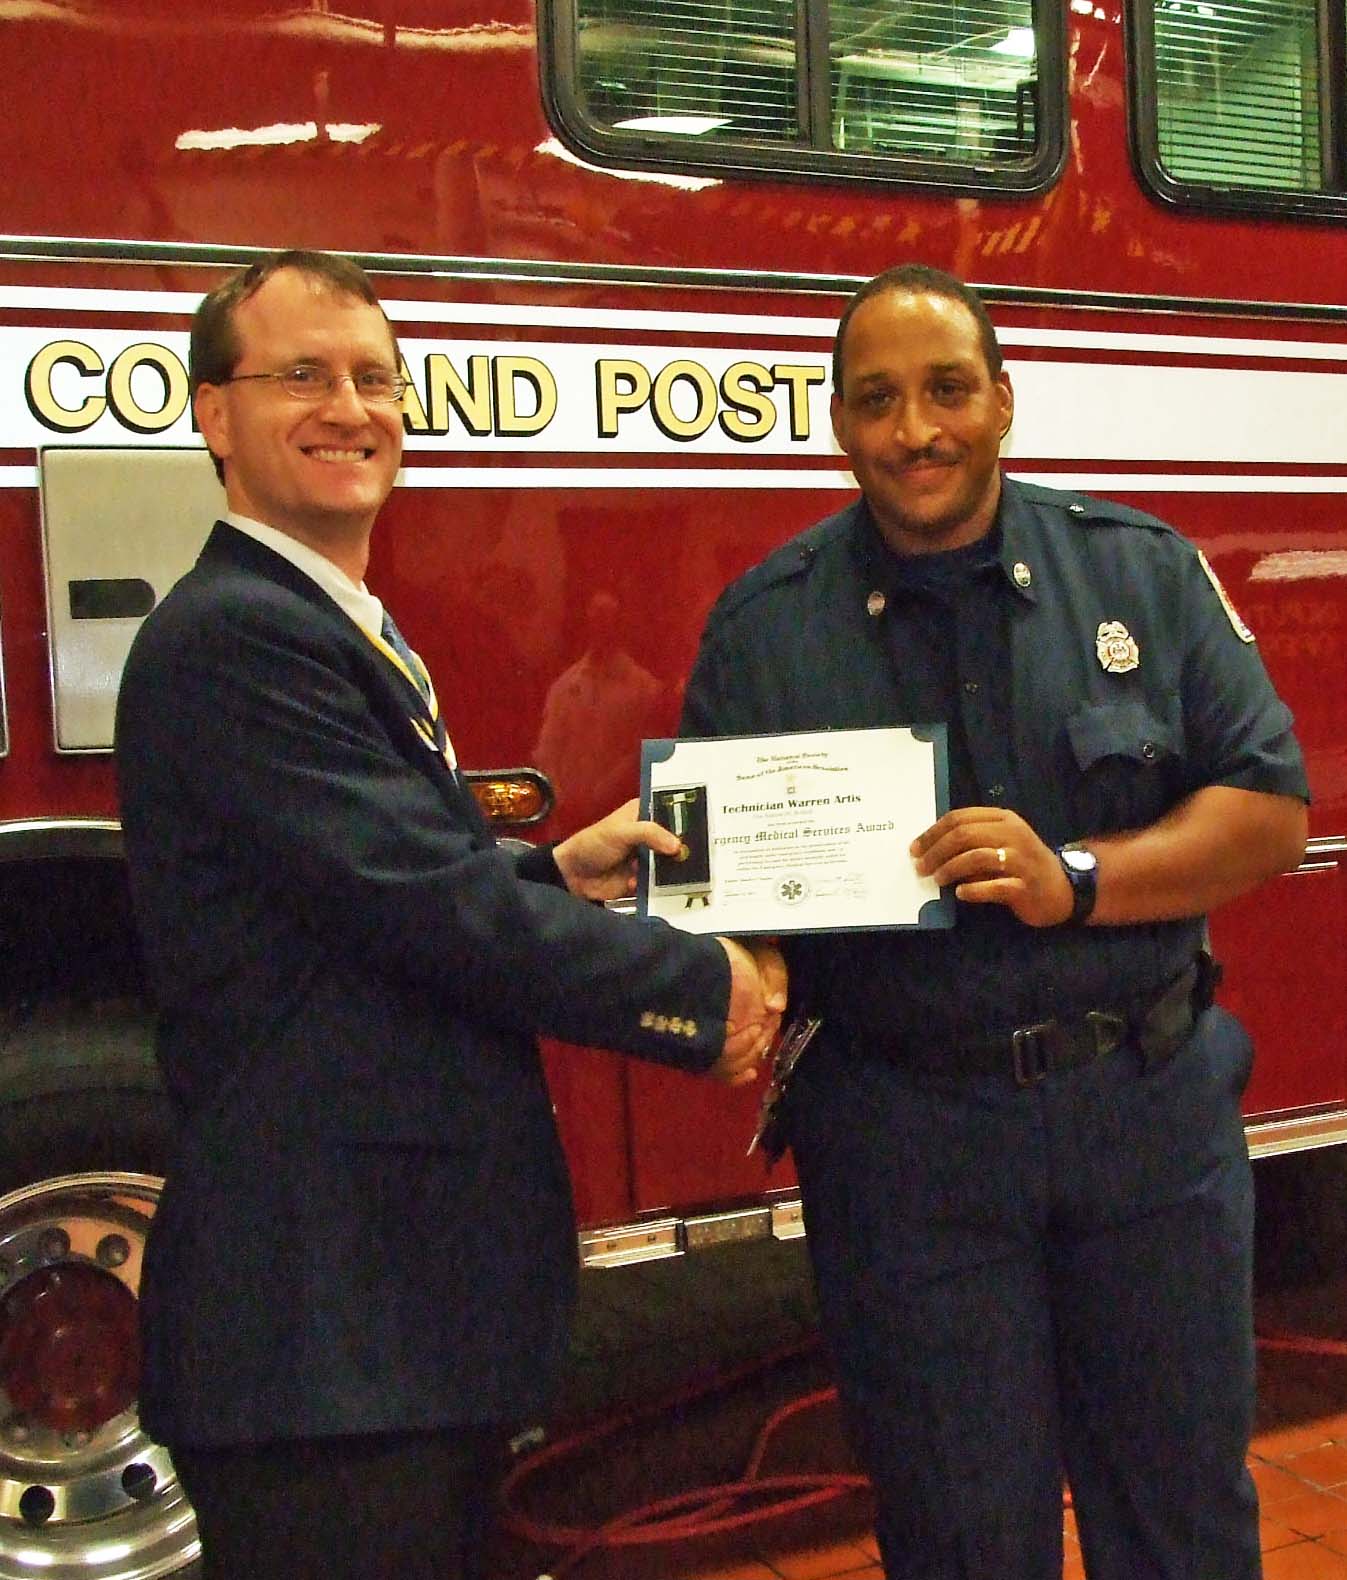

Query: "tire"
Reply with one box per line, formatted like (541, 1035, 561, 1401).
(0, 1001, 201, 1579)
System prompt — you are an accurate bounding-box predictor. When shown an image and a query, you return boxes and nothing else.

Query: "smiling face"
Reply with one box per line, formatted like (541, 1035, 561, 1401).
(193, 268, 404, 570)
(831, 289, 1013, 556)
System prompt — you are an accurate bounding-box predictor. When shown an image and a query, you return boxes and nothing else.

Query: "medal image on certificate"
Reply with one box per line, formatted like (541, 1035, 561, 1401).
(648, 783, 713, 900)
(638, 726, 952, 935)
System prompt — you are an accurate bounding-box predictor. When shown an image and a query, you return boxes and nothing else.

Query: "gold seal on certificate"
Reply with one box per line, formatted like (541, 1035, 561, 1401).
(637, 726, 952, 935)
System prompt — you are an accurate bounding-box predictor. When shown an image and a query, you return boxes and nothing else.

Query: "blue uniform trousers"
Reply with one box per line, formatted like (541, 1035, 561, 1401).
(790, 1006, 1260, 1580)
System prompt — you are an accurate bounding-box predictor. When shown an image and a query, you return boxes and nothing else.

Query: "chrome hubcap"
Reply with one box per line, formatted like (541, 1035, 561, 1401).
(0, 1173, 198, 1579)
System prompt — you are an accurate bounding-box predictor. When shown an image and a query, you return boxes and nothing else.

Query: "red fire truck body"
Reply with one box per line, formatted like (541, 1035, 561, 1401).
(1, 0, 1346, 1573)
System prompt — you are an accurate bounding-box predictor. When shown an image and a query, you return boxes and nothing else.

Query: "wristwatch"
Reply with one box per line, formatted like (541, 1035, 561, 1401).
(1055, 842, 1098, 925)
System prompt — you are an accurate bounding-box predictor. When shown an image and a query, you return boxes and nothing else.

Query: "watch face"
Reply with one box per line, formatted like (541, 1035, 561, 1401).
(1062, 848, 1097, 875)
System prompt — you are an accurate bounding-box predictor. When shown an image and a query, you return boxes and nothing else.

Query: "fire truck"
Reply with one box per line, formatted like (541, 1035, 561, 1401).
(1, 0, 1346, 1573)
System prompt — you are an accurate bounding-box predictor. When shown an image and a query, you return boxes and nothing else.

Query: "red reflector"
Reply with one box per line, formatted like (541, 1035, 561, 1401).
(0, 1264, 140, 1433)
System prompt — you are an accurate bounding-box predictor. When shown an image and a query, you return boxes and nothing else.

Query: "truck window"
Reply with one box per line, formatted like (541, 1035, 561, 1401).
(1133, 0, 1345, 214)
(541, 0, 1065, 193)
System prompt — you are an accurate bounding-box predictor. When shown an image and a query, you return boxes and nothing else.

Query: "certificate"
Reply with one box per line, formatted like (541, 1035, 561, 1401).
(637, 726, 952, 935)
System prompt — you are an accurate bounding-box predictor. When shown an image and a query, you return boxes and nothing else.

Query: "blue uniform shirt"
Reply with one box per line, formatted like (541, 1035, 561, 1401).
(681, 477, 1308, 1048)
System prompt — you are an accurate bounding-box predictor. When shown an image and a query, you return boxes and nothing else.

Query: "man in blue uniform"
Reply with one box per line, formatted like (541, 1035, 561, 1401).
(681, 264, 1308, 1579)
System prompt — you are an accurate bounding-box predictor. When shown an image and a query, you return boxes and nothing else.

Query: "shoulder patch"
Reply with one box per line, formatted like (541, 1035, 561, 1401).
(1197, 550, 1256, 643)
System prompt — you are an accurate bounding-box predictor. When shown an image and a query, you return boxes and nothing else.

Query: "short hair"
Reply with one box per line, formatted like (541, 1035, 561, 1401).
(191, 250, 396, 481)
(832, 264, 1003, 393)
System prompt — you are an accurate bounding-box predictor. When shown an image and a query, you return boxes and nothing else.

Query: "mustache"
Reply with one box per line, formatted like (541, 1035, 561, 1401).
(896, 445, 961, 467)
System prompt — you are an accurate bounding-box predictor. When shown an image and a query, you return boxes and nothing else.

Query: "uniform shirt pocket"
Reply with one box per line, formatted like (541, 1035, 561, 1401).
(1064, 698, 1184, 833)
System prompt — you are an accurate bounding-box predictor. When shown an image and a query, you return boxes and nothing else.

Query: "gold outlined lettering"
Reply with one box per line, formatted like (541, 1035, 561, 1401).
(596, 359, 652, 439)
(651, 360, 718, 442)
(105, 343, 189, 434)
(492, 356, 557, 436)
(25, 341, 107, 433)
(719, 362, 778, 441)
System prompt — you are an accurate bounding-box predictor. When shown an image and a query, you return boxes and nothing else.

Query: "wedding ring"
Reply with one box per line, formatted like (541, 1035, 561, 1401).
(996, 846, 1007, 867)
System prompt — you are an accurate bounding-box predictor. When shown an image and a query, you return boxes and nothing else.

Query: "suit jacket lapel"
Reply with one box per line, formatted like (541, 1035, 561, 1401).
(197, 523, 489, 835)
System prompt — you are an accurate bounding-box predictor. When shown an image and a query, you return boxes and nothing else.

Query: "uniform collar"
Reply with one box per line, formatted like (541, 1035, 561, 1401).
(991, 477, 1041, 604)
(845, 475, 1039, 605)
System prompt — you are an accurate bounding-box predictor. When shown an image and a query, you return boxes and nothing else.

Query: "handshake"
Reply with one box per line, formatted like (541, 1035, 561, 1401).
(552, 798, 789, 1088)
(711, 936, 789, 1087)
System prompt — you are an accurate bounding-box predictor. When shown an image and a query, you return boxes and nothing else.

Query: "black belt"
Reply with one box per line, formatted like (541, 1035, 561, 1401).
(908, 954, 1220, 1088)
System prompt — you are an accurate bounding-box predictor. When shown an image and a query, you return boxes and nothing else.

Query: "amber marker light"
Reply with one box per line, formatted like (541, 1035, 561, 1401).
(463, 770, 552, 826)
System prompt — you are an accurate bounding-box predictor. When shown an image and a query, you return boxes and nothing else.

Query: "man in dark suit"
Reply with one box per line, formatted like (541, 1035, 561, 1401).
(115, 250, 785, 1579)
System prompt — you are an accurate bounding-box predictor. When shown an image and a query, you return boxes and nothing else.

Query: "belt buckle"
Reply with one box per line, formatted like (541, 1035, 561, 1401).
(1011, 1020, 1060, 1086)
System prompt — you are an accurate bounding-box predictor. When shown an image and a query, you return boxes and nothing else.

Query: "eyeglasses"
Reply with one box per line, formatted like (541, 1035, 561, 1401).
(223, 364, 409, 403)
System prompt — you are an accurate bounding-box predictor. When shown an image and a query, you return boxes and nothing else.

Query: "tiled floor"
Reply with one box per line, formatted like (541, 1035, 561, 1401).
(490, 1244, 1347, 1579)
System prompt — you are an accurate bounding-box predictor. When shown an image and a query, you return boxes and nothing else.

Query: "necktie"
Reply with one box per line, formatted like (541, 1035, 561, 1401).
(380, 609, 434, 708)
(377, 609, 457, 770)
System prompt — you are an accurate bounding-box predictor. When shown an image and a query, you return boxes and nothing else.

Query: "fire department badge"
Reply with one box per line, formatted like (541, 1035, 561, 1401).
(1096, 620, 1140, 674)
(1197, 550, 1256, 643)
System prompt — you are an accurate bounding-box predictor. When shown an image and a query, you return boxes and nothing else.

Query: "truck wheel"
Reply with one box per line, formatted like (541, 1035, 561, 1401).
(0, 1007, 200, 1579)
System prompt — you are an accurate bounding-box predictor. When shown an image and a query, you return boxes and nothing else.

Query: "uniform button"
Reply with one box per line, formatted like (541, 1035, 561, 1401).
(1141, 741, 1157, 761)
(988, 783, 1005, 799)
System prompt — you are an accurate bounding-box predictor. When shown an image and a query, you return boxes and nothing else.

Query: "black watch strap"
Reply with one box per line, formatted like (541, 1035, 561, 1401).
(1056, 843, 1098, 925)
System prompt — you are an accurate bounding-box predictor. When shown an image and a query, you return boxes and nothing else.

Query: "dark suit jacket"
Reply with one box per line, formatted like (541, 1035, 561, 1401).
(115, 523, 729, 1448)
